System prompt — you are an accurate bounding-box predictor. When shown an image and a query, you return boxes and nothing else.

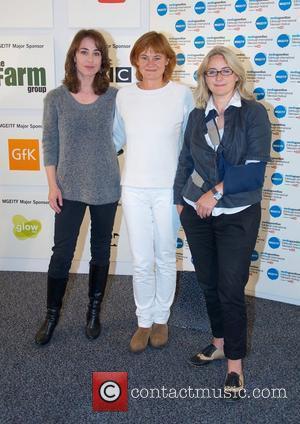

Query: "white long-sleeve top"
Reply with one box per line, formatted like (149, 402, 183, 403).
(114, 81, 194, 188)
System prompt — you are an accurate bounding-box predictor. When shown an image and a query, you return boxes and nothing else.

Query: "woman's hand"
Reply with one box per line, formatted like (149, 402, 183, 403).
(196, 191, 217, 218)
(48, 185, 63, 213)
(176, 204, 184, 215)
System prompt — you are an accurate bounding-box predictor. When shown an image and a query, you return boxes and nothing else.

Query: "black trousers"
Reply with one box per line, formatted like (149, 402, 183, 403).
(180, 202, 261, 360)
(48, 199, 118, 279)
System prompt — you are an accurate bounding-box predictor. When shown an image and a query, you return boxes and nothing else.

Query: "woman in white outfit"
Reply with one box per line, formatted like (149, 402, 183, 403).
(114, 32, 194, 353)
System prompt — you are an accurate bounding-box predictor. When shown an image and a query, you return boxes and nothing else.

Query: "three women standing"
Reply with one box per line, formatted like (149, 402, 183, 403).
(35, 29, 120, 345)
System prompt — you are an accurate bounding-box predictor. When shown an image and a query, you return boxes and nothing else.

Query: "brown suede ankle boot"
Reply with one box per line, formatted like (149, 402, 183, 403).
(129, 327, 152, 353)
(149, 323, 168, 348)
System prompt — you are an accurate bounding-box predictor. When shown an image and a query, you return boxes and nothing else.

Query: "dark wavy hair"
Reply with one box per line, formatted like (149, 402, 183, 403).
(130, 31, 176, 82)
(63, 29, 110, 95)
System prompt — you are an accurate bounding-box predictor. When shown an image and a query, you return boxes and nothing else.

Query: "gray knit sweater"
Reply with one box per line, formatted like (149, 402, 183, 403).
(42, 85, 120, 205)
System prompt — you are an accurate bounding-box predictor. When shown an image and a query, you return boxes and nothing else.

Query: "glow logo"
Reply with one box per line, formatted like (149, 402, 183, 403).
(8, 139, 40, 171)
(251, 250, 259, 261)
(13, 215, 42, 240)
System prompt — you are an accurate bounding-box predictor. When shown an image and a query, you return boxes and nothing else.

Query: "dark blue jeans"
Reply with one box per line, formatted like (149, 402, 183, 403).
(48, 199, 118, 279)
(180, 202, 261, 360)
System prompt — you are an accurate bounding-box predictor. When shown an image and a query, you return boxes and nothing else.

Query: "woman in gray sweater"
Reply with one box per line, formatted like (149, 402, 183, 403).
(35, 29, 120, 346)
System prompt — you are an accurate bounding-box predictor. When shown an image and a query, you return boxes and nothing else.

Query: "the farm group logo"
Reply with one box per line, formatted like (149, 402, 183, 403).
(13, 215, 42, 240)
(0, 60, 46, 93)
(8, 139, 40, 171)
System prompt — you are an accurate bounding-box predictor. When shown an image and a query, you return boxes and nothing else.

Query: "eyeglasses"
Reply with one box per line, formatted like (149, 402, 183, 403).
(204, 67, 234, 77)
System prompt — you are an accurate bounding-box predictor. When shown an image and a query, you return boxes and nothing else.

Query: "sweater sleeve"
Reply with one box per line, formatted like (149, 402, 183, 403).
(42, 91, 59, 167)
(113, 93, 126, 153)
(179, 88, 195, 150)
(173, 112, 195, 204)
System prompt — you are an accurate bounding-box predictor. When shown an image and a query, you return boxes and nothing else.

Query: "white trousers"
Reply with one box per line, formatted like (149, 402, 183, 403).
(122, 187, 180, 327)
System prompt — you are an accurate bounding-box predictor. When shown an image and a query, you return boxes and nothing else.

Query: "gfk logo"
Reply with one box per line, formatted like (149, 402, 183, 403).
(8, 139, 40, 171)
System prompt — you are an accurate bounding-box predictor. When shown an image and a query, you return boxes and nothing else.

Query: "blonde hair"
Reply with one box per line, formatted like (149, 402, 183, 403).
(194, 46, 253, 109)
(130, 31, 176, 82)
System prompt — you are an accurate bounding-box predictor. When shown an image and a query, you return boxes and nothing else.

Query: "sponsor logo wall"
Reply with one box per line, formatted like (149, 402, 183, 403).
(0, 0, 298, 305)
(151, 0, 300, 305)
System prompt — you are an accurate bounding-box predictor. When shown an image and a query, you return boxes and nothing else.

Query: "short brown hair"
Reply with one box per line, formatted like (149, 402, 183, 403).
(130, 31, 176, 82)
(63, 29, 111, 95)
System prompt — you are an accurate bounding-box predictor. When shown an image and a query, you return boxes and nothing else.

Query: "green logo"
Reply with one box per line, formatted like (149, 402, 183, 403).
(13, 215, 42, 240)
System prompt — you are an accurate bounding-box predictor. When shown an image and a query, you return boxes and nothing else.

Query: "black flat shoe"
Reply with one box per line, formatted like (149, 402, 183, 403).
(189, 344, 225, 366)
(223, 372, 245, 401)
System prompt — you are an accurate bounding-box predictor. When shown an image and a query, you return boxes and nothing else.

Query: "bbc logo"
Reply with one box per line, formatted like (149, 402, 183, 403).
(110, 67, 132, 83)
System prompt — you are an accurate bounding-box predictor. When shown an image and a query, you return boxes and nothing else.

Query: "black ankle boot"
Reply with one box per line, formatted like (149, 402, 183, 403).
(35, 308, 60, 345)
(35, 276, 68, 346)
(85, 264, 109, 340)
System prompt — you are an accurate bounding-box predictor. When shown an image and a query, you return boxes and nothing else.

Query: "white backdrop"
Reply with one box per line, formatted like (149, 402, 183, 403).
(0, 0, 299, 305)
